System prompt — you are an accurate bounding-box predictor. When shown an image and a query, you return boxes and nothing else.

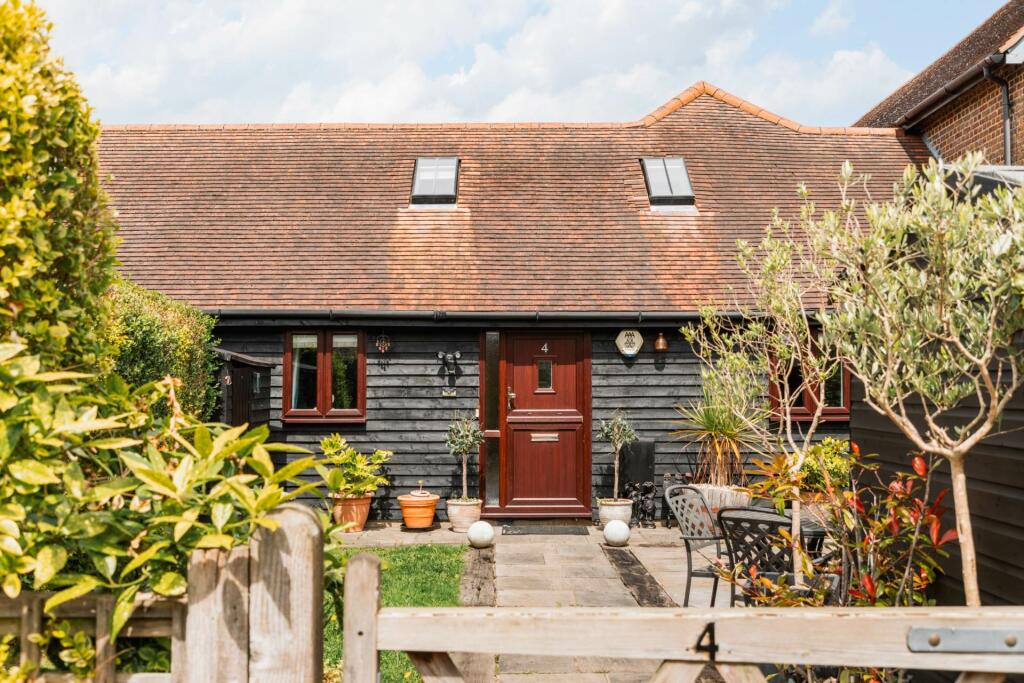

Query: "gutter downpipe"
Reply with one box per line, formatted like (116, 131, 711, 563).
(898, 53, 1006, 131)
(983, 65, 1013, 164)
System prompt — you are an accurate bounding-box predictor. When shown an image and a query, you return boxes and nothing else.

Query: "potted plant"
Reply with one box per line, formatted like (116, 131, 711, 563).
(672, 390, 757, 513)
(596, 410, 638, 527)
(316, 434, 391, 532)
(398, 480, 440, 529)
(444, 413, 486, 532)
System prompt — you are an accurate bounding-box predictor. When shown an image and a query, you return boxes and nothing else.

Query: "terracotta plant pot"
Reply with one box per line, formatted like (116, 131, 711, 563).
(333, 494, 372, 532)
(398, 489, 440, 529)
(446, 499, 482, 532)
(597, 499, 633, 528)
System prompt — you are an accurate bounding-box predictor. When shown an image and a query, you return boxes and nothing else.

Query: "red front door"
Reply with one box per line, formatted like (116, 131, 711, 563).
(499, 332, 590, 516)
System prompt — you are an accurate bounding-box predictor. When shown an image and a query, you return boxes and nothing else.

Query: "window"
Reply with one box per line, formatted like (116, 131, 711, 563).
(769, 362, 851, 422)
(641, 157, 695, 205)
(536, 359, 553, 391)
(283, 331, 366, 422)
(411, 157, 459, 204)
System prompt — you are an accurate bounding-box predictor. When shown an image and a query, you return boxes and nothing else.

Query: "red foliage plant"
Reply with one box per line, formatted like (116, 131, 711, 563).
(731, 443, 956, 609)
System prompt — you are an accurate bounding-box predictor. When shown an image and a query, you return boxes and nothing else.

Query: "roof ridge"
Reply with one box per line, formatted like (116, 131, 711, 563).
(100, 81, 903, 137)
(640, 81, 903, 136)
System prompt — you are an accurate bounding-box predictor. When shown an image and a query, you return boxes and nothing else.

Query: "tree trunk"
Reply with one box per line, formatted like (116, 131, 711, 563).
(461, 453, 469, 499)
(950, 455, 981, 606)
(613, 446, 620, 500)
(791, 496, 804, 585)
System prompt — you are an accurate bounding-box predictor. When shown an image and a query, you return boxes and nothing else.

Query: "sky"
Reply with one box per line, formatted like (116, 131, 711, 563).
(39, 0, 1006, 127)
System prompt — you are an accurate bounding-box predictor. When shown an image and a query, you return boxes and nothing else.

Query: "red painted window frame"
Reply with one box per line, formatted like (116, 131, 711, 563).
(768, 361, 852, 423)
(282, 330, 367, 424)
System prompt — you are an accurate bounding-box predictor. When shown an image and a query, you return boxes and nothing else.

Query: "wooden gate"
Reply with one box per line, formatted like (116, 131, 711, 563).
(343, 553, 1024, 683)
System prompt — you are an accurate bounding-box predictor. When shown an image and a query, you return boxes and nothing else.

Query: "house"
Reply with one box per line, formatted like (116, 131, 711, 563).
(857, 0, 1024, 172)
(853, 1, 1024, 606)
(98, 82, 927, 521)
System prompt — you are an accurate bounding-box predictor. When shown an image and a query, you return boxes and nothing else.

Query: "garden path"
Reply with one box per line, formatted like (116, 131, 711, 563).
(348, 521, 722, 682)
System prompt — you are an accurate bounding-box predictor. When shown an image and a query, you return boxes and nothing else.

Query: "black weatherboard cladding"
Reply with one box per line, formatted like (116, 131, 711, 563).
(217, 323, 848, 520)
(850, 378, 1024, 607)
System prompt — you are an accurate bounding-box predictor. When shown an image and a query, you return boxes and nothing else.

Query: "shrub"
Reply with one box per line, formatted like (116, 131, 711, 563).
(315, 434, 390, 498)
(799, 437, 853, 492)
(0, 342, 317, 671)
(0, 0, 118, 371)
(107, 279, 219, 419)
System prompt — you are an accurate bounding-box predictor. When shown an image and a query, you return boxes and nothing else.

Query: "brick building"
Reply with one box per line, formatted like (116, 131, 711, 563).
(858, 0, 1024, 168)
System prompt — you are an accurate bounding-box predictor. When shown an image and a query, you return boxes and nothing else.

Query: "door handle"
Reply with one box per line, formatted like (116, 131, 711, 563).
(507, 387, 516, 410)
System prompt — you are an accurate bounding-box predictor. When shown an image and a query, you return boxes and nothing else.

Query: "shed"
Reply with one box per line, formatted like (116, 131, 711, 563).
(216, 348, 275, 427)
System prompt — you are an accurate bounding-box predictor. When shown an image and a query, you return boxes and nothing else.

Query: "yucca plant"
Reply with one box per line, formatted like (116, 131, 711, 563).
(673, 387, 763, 487)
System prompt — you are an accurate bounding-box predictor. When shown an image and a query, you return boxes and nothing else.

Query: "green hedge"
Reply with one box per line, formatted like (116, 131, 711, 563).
(0, 0, 118, 371)
(108, 279, 219, 419)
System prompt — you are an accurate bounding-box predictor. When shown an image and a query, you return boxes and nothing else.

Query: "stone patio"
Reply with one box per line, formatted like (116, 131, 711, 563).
(345, 520, 723, 681)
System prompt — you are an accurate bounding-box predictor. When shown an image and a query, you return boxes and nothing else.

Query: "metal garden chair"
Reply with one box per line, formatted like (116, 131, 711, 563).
(663, 484, 725, 607)
(717, 506, 839, 606)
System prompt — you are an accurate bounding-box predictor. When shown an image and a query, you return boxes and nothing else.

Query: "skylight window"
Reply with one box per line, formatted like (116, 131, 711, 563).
(641, 157, 694, 206)
(412, 157, 459, 204)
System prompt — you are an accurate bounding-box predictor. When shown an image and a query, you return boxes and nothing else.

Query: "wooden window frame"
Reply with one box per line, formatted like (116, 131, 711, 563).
(282, 330, 367, 424)
(768, 362, 852, 423)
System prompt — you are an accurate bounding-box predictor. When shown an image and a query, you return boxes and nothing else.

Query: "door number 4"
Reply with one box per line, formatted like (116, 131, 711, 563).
(540, 343, 549, 353)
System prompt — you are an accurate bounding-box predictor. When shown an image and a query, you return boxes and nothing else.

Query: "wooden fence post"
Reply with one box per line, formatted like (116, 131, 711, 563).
(184, 546, 250, 682)
(94, 594, 116, 683)
(343, 553, 381, 683)
(18, 592, 42, 673)
(247, 503, 323, 682)
(170, 600, 187, 683)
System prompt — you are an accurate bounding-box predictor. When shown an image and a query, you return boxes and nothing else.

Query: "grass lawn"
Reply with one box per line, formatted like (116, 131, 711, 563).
(324, 544, 467, 682)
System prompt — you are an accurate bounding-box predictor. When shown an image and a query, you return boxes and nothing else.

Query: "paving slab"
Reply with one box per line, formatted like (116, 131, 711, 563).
(496, 589, 575, 607)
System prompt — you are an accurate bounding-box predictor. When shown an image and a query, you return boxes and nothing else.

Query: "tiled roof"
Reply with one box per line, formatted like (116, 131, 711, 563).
(100, 82, 928, 314)
(855, 0, 1024, 128)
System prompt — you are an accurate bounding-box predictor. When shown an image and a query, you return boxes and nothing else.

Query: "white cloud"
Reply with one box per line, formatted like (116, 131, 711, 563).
(811, 0, 852, 36)
(723, 44, 912, 125)
(38, 0, 909, 127)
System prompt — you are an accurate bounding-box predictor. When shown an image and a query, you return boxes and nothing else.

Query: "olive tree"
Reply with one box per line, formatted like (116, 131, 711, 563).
(806, 155, 1024, 606)
(683, 222, 844, 578)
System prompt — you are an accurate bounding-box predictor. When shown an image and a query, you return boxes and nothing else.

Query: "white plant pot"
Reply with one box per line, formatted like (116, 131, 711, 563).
(597, 499, 632, 528)
(447, 499, 483, 532)
(692, 484, 751, 515)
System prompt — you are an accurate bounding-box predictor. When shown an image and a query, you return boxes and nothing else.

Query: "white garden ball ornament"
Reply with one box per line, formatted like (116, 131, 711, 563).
(602, 519, 630, 547)
(466, 521, 496, 548)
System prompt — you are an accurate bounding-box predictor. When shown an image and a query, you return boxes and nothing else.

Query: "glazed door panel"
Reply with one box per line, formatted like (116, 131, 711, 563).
(500, 332, 590, 516)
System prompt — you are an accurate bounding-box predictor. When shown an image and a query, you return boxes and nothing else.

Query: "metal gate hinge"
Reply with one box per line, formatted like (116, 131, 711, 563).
(695, 622, 718, 662)
(907, 627, 1022, 654)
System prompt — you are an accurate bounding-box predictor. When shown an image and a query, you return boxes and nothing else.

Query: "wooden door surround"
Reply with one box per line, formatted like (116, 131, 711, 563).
(483, 331, 591, 517)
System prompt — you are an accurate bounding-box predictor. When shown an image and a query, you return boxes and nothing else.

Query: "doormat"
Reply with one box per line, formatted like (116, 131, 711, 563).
(501, 525, 589, 536)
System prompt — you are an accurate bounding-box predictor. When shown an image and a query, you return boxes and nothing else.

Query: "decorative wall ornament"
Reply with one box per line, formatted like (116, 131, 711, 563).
(654, 331, 669, 353)
(374, 334, 392, 354)
(438, 350, 461, 397)
(615, 329, 644, 358)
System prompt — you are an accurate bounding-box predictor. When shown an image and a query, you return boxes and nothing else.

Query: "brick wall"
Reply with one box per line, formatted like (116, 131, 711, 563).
(923, 64, 1024, 165)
